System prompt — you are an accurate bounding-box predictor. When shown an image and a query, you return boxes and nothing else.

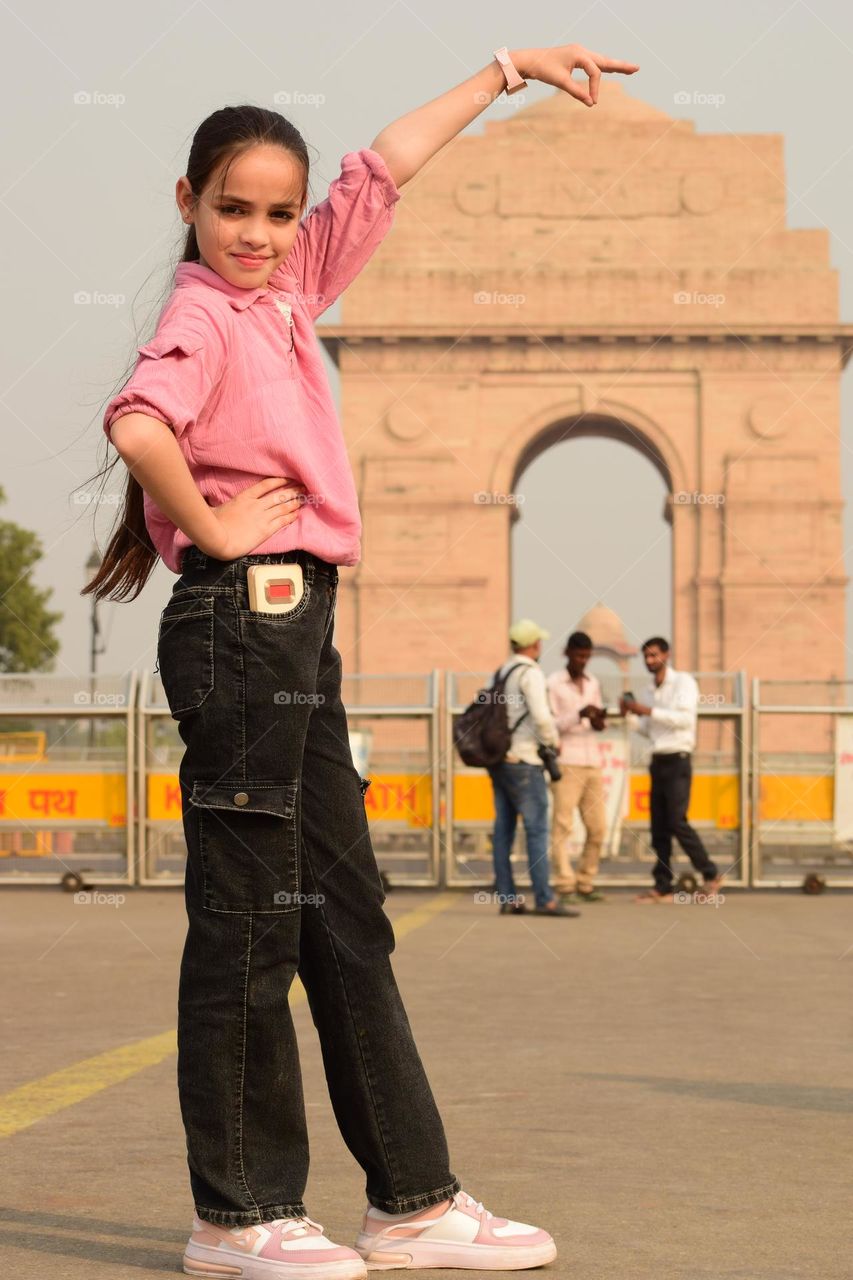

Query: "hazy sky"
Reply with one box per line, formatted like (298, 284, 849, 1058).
(4, 0, 852, 685)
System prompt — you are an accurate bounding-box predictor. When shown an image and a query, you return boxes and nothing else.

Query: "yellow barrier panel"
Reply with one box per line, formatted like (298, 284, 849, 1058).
(759, 774, 833, 822)
(454, 771, 741, 828)
(0, 773, 126, 825)
(147, 772, 434, 827)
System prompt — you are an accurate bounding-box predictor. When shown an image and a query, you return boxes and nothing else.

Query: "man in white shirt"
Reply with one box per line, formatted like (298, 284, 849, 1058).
(546, 631, 608, 902)
(620, 636, 721, 902)
(485, 619, 578, 918)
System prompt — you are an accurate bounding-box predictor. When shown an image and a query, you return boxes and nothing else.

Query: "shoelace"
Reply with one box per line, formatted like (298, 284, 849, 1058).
(249, 1215, 324, 1237)
(454, 1191, 493, 1221)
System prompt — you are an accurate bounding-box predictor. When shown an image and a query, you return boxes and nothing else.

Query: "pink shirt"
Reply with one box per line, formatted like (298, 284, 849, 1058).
(103, 148, 401, 574)
(546, 669, 605, 767)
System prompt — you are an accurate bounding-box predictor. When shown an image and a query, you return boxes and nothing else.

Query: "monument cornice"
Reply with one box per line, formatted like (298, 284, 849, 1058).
(319, 324, 853, 368)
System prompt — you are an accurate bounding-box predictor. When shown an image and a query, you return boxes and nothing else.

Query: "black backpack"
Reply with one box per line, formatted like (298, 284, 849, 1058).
(453, 662, 530, 767)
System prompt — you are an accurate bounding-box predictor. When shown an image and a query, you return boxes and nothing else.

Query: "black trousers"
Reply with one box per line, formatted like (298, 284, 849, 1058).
(648, 752, 718, 893)
(159, 543, 459, 1226)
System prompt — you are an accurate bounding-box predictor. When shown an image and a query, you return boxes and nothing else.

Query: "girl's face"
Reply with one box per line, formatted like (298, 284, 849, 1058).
(177, 144, 307, 289)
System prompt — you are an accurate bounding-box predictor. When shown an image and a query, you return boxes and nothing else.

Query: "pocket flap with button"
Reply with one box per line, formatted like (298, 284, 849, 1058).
(189, 781, 296, 819)
(188, 779, 300, 914)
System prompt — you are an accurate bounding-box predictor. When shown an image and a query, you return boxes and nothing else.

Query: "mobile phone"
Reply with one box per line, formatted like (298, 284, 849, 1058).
(622, 691, 636, 703)
(247, 563, 304, 614)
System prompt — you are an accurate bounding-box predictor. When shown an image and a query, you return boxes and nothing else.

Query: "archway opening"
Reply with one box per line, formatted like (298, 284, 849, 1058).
(511, 416, 673, 689)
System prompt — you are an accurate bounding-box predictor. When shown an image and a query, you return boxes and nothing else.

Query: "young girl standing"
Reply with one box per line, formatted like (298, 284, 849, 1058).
(85, 40, 638, 1278)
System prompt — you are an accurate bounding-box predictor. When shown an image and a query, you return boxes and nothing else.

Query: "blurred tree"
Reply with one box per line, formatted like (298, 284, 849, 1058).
(0, 485, 63, 671)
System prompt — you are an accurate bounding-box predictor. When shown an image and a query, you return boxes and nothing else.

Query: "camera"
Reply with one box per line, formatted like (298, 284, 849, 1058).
(537, 743, 562, 782)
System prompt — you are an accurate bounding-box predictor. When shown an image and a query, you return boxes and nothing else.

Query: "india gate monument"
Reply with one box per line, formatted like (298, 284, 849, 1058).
(320, 82, 852, 680)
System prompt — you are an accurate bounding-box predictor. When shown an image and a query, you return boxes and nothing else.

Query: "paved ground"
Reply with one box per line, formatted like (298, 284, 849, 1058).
(1, 886, 851, 1279)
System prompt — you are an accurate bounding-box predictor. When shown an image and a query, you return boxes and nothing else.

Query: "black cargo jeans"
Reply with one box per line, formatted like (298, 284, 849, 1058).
(157, 543, 460, 1226)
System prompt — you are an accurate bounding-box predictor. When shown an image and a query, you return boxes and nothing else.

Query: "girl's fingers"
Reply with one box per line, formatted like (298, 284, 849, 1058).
(558, 69, 595, 105)
(246, 476, 302, 497)
(587, 51, 640, 74)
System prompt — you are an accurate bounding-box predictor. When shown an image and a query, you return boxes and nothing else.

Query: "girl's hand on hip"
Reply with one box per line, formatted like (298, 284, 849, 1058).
(520, 44, 640, 107)
(203, 476, 307, 560)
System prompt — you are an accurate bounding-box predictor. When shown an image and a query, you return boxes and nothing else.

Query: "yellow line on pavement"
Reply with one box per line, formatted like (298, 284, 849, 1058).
(0, 892, 460, 1140)
(0, 1030, 178, 1139)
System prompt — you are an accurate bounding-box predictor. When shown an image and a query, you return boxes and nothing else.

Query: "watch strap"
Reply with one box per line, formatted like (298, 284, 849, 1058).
(493, 46, 527, 96)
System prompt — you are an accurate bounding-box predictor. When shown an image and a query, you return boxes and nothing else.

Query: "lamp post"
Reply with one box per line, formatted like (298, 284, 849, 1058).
(85, 547, 103, 751)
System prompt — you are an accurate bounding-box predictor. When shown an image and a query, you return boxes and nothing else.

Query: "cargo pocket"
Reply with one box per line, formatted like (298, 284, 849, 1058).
(189, 779, 300, 914)
(156, 593, 215, 717)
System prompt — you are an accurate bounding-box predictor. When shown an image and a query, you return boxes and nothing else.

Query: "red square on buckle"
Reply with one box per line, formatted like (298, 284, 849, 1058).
(265, 578, 295, 603)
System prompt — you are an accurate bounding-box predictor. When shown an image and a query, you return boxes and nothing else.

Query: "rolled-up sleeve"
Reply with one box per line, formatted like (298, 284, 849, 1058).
(103, 300, 229, 441)
(277, 148, 401, 321)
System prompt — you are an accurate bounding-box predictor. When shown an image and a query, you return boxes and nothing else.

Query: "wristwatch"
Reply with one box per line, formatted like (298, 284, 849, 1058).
(493, 46, 527, 96)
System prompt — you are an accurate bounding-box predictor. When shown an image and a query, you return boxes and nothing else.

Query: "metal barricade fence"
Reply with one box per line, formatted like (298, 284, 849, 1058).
(136, 668, 442, 887)
(444, 670, 749, 890)
(10, 666, 851, 892)
(0, 672, 137, 887)
(751, 679, 853, 888)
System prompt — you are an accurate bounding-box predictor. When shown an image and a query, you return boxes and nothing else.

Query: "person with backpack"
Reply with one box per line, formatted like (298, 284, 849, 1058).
(483, 620, 579, 918)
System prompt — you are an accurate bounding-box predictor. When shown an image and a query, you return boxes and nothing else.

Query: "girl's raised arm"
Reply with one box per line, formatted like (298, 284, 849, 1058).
(370, 44, 640, 189)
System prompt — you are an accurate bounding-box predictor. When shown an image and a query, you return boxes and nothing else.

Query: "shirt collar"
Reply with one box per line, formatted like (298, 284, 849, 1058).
(175, 261, 294, 310)
(650, 664, 676, 692)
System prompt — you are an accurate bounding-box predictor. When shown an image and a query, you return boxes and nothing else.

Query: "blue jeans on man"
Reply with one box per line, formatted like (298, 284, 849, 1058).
(487, 761, 556, 909)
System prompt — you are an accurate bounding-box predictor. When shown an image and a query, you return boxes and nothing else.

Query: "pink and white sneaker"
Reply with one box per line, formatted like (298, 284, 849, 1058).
(353, 1190, 557, 1270)
(183, 1212, 368, 1279)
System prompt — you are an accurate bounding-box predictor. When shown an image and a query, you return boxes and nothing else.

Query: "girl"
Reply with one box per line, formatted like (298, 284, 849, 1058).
(85, 40, 638, 1278)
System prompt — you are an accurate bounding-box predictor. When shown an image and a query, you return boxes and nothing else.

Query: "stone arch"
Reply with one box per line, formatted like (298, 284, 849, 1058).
(325, 81, 849, 686)
(492, 403, 686, 500)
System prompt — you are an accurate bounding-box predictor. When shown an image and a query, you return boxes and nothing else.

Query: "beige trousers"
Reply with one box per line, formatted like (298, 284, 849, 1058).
(549, 765, 607, 893)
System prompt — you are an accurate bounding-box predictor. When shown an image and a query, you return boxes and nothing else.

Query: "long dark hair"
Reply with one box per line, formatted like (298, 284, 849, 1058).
(81, 105, 310, 603)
